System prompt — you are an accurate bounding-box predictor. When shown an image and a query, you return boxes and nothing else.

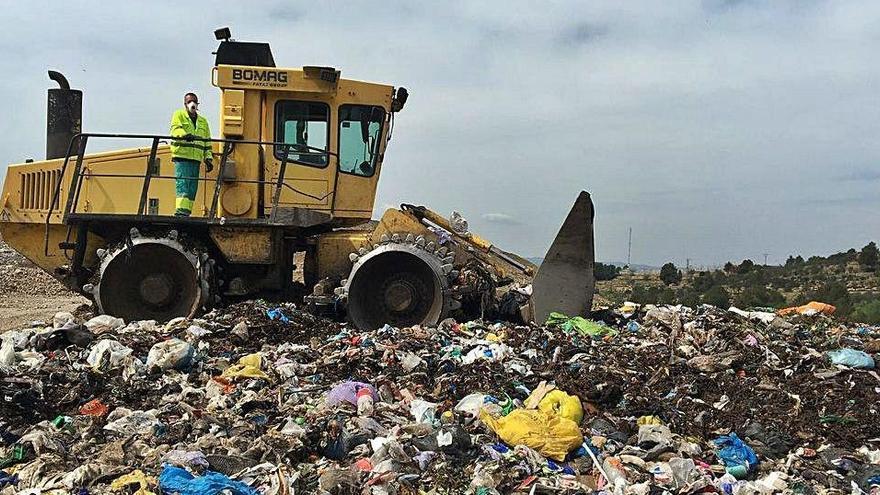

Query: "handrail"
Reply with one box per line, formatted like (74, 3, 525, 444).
(44, 131, 337, 255)
(44, 135, 81, 256)
(57, 132, 339, 154)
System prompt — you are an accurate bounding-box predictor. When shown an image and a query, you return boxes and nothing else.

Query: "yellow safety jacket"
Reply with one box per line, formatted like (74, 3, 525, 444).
(169, 109, 212, 162)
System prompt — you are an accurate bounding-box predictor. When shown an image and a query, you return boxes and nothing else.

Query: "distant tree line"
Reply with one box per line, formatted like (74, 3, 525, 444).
(614, 241, 880, 324)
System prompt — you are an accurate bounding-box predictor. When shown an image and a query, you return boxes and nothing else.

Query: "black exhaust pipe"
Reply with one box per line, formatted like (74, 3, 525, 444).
(46, 70, 82, 160)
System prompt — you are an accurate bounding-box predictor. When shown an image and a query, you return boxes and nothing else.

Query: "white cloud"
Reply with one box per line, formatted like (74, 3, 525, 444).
(481, 212, 521, 225)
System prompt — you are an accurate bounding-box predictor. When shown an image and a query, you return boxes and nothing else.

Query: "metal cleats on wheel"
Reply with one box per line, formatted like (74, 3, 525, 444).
(342, 234, 455, 330)
(84, 228, 212, 323)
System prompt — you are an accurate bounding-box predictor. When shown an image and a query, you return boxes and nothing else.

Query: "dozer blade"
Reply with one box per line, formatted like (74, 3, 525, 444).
(530, 191, 595, 323)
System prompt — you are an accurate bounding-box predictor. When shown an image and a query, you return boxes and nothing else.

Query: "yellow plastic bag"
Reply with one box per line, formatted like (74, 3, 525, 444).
(109, 469, 157, 495)
(537, 390, 584, 424)
(221, 353, 270, 380)
(637, 415, 663, 426)
(480, 408, 583, 461)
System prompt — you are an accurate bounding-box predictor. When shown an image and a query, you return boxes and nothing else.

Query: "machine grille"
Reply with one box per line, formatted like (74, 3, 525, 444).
(19, 169, 61, 211)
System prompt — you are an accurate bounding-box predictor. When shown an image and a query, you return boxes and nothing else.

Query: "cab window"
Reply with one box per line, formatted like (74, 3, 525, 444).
(338, 105, 385, 177)
(274, 101, 329, 167)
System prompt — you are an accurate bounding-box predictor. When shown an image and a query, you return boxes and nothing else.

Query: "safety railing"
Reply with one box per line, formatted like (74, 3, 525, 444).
(45, 132, 336, 227)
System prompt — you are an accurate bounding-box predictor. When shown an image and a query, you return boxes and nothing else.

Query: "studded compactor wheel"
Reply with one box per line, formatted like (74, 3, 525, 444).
(85, 229, 212, 323)
(342, 234, 455, 330)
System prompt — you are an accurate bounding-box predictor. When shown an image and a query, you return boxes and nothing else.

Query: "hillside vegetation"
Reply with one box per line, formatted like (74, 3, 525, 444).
(596, 242, 880, 324)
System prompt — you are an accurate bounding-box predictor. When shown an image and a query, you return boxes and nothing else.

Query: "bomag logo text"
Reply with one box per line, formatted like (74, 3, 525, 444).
(231, 69, 289, 87)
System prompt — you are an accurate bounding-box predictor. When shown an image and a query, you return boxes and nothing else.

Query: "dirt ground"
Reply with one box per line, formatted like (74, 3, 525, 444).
(0, 237, 88, 331)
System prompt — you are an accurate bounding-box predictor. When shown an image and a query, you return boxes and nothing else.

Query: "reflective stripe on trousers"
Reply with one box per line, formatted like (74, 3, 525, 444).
(174, 158, 200, 215)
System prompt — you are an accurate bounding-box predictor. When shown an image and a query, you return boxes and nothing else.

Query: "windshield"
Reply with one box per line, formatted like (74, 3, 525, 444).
(274, 100, 330, 167)
(338, 104, 385, 177)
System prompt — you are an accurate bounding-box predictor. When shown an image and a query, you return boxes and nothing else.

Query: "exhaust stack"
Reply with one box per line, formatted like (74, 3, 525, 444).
(46, 70, 82, 159)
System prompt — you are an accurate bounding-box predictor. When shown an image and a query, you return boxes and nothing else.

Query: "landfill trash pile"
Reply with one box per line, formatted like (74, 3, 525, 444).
(0, 241, 76, 299)
(0, 239, 88, 331)
(1, 301, 878, 494)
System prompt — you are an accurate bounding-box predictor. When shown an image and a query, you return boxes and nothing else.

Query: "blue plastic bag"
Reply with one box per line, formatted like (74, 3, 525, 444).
(158, 465, 258, 495)
(547, 459, 576, 475)
(713, 433, 759, 478)
(266, 308, 290, 323)
(827, 348, 875, 369)
(0, 470, 18, 489)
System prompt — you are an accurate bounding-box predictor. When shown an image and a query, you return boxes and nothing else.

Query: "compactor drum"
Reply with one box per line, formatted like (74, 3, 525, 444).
(343, 237, 452, 330)
(86, 229, 213, 323)
(0, 29, 595, 329)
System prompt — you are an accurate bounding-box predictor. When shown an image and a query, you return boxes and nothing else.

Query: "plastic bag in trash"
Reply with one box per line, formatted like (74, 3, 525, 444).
(479, 408, 583, 461)
(638, 424, 673, 447)
(221, 353, 269, 380)
(411, 399, 439, 424)
(827, 348, 875, 369)
(163, 449, 209, 469)
(109, 469, 157, 495)
(455, 393, 487, 418)
(52, 311, 75, 328)
(728, 306, 777, 324)
(185, 325, 211, 340)
(84, 314, 125, 334)
(669, 457, 700, 488)
(146, 338, 194, 371)
(537, 390, 584, 424)
(713, 432, 759, 478)
(0, 341, 15, 366)
(546, 312, 617, 338)
(79, 399, 109, 417)
(277, 417, 306, 437)
(398, 350, 423, 371)
(449, 211, 469, 235)
(61, 463, 117, 489)
(103, 408, 162, 436)
(86, 339, 134, 371)
(777, 301, 836, 316)
(321, 423, 369, 460)
(158, 465, 259, 495)
(33, 323, 94, 351)
(0, 329, 33, 350)
(266, 308, 290, 323)
(326, 381, 377, 406)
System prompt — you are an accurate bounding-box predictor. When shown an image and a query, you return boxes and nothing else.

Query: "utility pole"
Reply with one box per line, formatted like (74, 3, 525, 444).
(627, 227, 632, 267)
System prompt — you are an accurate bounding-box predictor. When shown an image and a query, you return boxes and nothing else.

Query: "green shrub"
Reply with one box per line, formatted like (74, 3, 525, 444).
(850, 299, 880, 324)
(691, 272, 718, 292)
(858, 241, 879, 271)
(806, 281, 852, 314)
(735, 285, 785, 309)
(660, 263, 682, 286)
(595, 262, 621, 281)
(630, 284, 653, 304)
(631, 284, 676, 305)
(702, 286, 731, 308)
(738, 259, 755, 273)
(676, 287, 701, 308)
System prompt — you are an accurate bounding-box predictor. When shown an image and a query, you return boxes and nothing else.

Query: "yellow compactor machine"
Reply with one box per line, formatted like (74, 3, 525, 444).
(0, 30, 595, 329)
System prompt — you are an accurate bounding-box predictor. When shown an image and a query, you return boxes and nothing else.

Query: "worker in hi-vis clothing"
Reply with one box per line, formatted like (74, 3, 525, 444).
(170, 92, 213, 216)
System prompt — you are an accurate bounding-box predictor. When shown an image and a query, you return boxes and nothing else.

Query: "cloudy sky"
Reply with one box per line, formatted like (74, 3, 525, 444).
(1, 1, 878, 266)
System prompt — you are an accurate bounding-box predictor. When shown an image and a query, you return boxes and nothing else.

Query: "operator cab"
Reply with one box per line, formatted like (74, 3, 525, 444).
(210, 31, 408, 225)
